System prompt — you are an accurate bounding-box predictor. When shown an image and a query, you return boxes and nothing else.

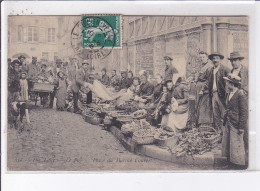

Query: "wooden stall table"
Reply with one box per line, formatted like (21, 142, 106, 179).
(30, 82, 55, 106)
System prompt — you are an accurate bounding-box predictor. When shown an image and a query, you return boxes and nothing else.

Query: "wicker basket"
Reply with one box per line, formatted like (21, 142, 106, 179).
(103, 116, 112, 125)
(154, 134, 168, 146)
(121, 125, 137, 135)
(132, 129, 155, 145)
(200, 127, 220, 145)
(84, 114, 102, 125)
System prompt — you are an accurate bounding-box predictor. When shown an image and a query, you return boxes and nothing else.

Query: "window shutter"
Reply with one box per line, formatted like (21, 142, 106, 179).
(23, 27, 27, 42)
(39, 27, 46, 43)
(11, 26, 17, 43)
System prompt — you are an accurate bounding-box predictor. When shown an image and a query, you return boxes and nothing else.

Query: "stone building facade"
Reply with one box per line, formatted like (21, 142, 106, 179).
(8, 16, 248, 78)
(122, 16, 248, 79)
(8, 16, 60, 63)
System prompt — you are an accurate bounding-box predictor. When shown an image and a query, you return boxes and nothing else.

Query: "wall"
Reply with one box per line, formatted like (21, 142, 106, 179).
(8, 16, 59, 63)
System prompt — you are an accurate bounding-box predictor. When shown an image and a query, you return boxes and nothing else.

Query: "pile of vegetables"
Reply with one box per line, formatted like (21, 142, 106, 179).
(170, 128, 220, 157)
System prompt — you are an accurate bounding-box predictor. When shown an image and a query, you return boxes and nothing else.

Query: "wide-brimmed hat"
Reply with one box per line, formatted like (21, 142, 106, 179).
(228, 52, 244, 61)
(223, 73, 241, 85)
(164, 55, 173, 61)
(208, 52, 224, 60)
(12, 59, 21, 66)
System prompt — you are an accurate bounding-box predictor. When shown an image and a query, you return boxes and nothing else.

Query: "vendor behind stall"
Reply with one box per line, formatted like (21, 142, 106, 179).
(101, 68, 110, 87)
(161, 76, 189, 132)
(135, 71, 154, 102)
(126, 70, 134, 89)
(109, 70, 120, 90)
(119, 71, 128, 90)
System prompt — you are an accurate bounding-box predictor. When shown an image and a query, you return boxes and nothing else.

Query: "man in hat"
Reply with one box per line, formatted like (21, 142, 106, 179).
(222, 73, 248, 169)
(229, 52, 248, 93)
(164, 55, 178, 82)
(27, 57, 40, 91)
(100, 68, 110, 87)
(71, 60, 92, 113)
(119, 70, 128, 90)
(18, 55, 28, 73)
(49, 58, 64, 108)
(206, 52, 230, 132)
(228, 51, 249, 164)
(53, 58, 63, 78)
(27, 57, 39, 79)
(109, 69, 120, 89)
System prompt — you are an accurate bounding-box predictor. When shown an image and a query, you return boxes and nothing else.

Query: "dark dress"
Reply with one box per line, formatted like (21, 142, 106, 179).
(119, 77, 128, 90)
(196, 62, 214, 126)
(56, 78, 68, 109)
(101, 74, 110, 87)
(136, 81, 154, 97)
(126, 77, 133, 89)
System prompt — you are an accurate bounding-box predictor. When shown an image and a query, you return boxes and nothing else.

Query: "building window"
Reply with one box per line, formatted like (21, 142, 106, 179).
(53, 52, 58, 61)
(28, 26, 38, 42)
(42, 52, 49, 61)
(48, 28, 56, 43)
(18, 25, 23, 42)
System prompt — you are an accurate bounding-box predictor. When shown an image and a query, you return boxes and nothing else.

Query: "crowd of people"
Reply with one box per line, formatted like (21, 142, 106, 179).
(7, 50, 248, 169)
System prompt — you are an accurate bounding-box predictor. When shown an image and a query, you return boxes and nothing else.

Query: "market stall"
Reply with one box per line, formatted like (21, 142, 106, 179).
(80, 99, 221, 159)
(29, 81, 55, 106)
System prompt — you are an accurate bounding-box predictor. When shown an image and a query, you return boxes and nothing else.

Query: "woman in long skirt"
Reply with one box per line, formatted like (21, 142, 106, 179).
(56, 71, 68, 111)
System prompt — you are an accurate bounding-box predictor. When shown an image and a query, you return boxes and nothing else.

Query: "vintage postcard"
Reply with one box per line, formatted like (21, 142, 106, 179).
(7, 15, 249, 171)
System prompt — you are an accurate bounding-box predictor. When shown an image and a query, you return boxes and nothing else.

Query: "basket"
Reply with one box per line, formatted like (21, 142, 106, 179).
(116, 115, 133, 124)
(132, 129, 155, 145)
(121, 124, 137, 135)
(103, 116, 112, 125)
(200, 127, 220, 145)
(199, 125, 216, 132)
(84, 114, 102, 125)
(33, 83, 54, 92)
(154, 134, 168, 146)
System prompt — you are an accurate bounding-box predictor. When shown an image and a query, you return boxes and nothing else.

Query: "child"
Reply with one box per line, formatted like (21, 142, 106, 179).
(19, 72, 29, 102)
(56, 71, 68, 111)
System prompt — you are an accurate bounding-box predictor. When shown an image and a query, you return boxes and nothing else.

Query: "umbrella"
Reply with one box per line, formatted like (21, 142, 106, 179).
(12, 53, 30, 59)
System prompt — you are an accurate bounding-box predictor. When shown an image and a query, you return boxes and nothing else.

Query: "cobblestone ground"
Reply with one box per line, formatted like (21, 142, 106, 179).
(7, 107, 211, 171)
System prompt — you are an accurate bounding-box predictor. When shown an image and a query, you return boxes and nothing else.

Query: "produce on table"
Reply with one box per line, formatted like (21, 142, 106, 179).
(115, 101, 139, 112)
(131, 109, 147, 119)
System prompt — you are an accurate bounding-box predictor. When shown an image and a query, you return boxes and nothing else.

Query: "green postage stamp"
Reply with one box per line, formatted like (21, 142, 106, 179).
(81, 15, 122, 49)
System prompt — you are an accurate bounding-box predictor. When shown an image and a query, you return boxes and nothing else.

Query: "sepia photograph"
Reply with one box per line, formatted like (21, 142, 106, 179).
(6, 15, 249, 171)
